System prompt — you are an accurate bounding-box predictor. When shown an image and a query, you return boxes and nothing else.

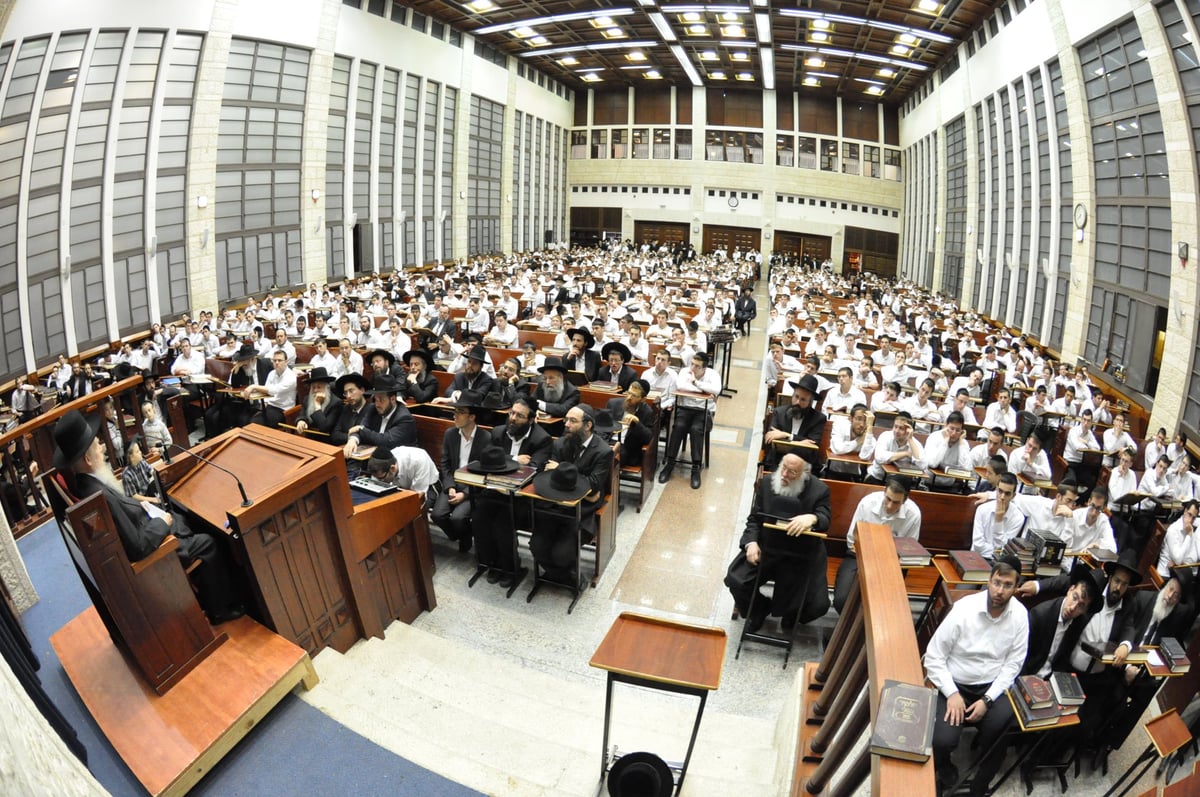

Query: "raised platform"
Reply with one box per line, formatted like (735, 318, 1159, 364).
(51, 607, 318, 797)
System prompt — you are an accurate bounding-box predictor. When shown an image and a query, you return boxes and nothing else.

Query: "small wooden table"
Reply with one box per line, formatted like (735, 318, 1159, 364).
(589, 612, 726, 795)
(1103, 709, 1192, 797)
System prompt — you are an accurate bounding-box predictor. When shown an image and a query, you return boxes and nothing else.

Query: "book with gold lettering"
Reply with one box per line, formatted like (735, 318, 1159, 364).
(868, 679, 935, 763)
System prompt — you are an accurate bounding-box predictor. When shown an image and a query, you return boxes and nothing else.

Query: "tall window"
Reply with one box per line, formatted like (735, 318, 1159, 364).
(325, 56, 350, 279)
(1047, 59, 1072, 350)
(468, 95, 503, 255)
(942, 116, 967, 301)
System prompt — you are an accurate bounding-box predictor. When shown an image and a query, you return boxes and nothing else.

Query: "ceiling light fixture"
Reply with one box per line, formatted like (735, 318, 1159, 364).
(810, 31, 829, 43)
(646, 69, 662, 79)
(512, 26, 535, 38)
(865, 85, 885, 95)
(760, 46, 774, 89)
(779, 8, 953, 44)
(466, 0, 497, 12)
(627, 50, 647, 61)
(731, 51, 749, 61)
(710, 70, 727, 79)
(806, 56, 824, 67)
(592, 15, 614, 27)
(669, 43, 703, 85)
(915, 0, 942, 14)
(736, 71, 753, 81)
(755, 13, 771, 43)
(560, 56, 579, 65)
(649, 13, 677, 41)
(803, 76, 819, 86)
(899, 33, 919, 45)
(722, 25, 745, 37)
(688, 23, 707, 35)
(477, 8, 636, 36)
(581, 73, 602, 82)
(681, 11, 702, 22)
(530, 35, 549, 46)
(812, 19, 831, 30)
(890, 44, 910, 55)
(603, 27, 627, 39)
(700, 49, 718, 60)
(878, 67, 895, 77)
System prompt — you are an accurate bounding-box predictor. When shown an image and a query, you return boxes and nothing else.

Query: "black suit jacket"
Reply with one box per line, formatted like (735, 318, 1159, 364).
(75, 472, 173, 562)
(428, 317, 458, 342)
(399, 371, 439, 404)
(439, 426, 493, 489)
(330, 400, 368, 447)
(444, 370, 496, 398)
(764, 405, 827, 468)
(564, 350, 602, 382)
(303, 393, 343, 434)
(355, 402, 417, 448)
(735, 296, 757, 321)
(551, 432, 613, 503)
(1037, 569, 1146, 651)
(491, 423, 553, 470)
(1021, 597, 1090, 676)
(534, 381, 580, 418)
(595, 364, 638, 392)
(607, 396, 654, 465)
(1122, 590, 1194, 648)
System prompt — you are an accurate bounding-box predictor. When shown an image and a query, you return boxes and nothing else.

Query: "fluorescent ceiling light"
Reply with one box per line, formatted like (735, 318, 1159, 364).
(582, 73, 602, 82)
(646, 69, 662, 78)
(722, 25, 745, 37)
(779, 8, 952, 44)
(592, 16, 614, 27)
(878, 67, 895, 77)
(735, 71, 754, 81)
(700, 49, 719, 60)
(805, 56, 824, 67)
(681, 11, 702, 22)
(512, 26, 535, 38)
(755, 13, 771, 43)
(778, 43, 930, 71)
(721, 11, 740, 21)
(710, 70, 727, 79)
(810, 31, 829, 43)
(649, 13, 677, 41)
(915, 0, 942, 13)
(803, 76, 819, 86)
(812, 19, 831, 30)
(669, 43, 703, 85)
(530, 35, 549, 46)
(865, 85, 885, 95)
(760, 46, 774, 89)
(518, 40, 659, 57)
(466, 0, 497, 12)
(560, 56, 579, 65)
(603, 27, 627, 39)
(627, 50, 647, 61)
(688, 24, 707, 34)
(731, 51, 749, 61)
(477, 8, 636, 35)
(891, 44, 910, 56)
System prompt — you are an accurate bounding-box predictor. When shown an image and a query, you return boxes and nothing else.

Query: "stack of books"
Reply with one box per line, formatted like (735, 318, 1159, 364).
(949, 549, 991, 581)
(1027, 528, 1066, 576)
(1082, 640, 1153, 665)
(1049, 671, 1085, 715)
(1012, 675, 1063, 728)
(1002, 536, 1037, 574)
(454, 465, 537, 491)
(1161, 637, 1191, 674)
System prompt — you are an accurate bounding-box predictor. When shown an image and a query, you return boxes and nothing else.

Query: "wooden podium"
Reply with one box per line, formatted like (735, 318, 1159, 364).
(159, 424, 436, 656)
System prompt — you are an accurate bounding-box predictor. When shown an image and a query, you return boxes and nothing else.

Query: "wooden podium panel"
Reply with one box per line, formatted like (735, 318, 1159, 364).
(162, 424, 435, 657)
(52, 607, 316, 797)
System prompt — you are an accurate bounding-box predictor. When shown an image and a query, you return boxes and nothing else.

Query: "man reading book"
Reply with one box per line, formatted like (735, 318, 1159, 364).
(923, 556, 1028, 796)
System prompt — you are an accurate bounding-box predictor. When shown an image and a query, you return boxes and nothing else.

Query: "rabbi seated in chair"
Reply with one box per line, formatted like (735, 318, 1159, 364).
(53, 409, 243, 624)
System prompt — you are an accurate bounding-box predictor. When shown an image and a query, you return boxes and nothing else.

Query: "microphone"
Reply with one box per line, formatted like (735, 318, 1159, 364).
(165, 443, 253, 507)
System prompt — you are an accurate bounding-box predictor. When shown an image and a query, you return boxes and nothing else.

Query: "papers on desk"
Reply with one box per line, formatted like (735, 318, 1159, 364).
(142, 501, 170, 521)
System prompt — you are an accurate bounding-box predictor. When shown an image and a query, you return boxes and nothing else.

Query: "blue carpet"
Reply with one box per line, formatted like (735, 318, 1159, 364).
(17, 521, 483, 797)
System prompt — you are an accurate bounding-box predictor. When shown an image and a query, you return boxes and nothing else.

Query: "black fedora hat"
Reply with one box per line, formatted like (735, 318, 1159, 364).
(402, 348, 433, 371)
(453, 389, 485, 409)
(532, 462, 590, 502)
(1104, 547, 1143, 586)
(366, 373, 403, 396)
(481, 389, 512, 410)
(308, 366, 336, 384)
(232, 342, 259, 362)
(52, 409, 102, 470)
(367, 348, 396, 368)
(592, 408, 617, 438)
(464, 344, 489, 363)
(606, 751, 673, 797)
(334, 372, 371, 397)
(539, 356, 570, 376)
(466, 446, 520, 474)
(789, 374, 820, 396)
(601, 341, 632, 363)
(567, 326, 595, 349)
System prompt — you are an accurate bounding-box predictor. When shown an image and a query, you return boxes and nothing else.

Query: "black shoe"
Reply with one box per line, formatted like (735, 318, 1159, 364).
(657, 461, 675, 483)
(747, 609, 767, 634)
(486, 569, 502, 584)
(210, 604, 245, 625)
(499, 572, 516, 589)
(458, 536, 473, 553)
(690, 469, 702, 489)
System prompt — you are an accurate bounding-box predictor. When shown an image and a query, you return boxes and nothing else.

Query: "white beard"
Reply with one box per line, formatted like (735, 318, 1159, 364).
(90, 461, 124, 494)
(772, 468, 809, 498)
(543, 384, 564, 402)
(1152, 589, 1175, 624)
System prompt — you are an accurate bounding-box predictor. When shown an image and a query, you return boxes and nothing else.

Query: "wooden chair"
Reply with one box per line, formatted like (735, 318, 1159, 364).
(42, 468, 225, 694)
(617, 402, 661, 513)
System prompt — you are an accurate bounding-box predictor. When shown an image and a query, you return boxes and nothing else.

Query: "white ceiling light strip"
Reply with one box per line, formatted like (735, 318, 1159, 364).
(669, 44, 704, 85)
(476, 8, 636, 35)
(780, 43, 930, 71)
(777, 8, 953, 44)
(518, 40, 660, 58)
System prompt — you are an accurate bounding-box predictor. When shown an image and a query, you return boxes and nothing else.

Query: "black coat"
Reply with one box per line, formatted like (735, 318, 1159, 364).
(438, 426, 493, 489)
(355, 402, 417, 449)
(534, 380, 581, 418)
(399, 371, 439, 404)
(1021, 597, 1090, 676)
(491, 423, 553, 470)
(606, 396, 654, 466)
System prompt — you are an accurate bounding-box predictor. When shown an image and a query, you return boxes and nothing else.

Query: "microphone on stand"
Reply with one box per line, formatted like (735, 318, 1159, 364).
(165, 443, 253, 507)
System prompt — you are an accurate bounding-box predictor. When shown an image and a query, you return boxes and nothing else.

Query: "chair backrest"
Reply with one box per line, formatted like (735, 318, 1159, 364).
(1016, 410, 1039, 441)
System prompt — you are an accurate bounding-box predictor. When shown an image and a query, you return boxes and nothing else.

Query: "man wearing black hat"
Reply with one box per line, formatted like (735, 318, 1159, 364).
(431, 391, 491, 552)
(761, 373, 827, 471)
(565, 327, 601, 382)
(53, 409, 242, 623)
(344, 374, 417, 459)
(490, 357, 529, 408)
(330, 372, 371, 448)
(398, 349, 439, 404)
(533, 357, 581, 418)
(205, 342, 272, 437)
(734, 286, 756, 336)
(491, 395, 553, 471)
(597, 342, 638, 391)
(546, 405, 613, 539)
(434, 344, 495, 403)
(294, 367, 341, 437)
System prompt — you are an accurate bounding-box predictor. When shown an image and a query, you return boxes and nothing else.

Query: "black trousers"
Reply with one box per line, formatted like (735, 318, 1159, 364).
(666, 406, 709, 465)
(932, 682, 1010, 782)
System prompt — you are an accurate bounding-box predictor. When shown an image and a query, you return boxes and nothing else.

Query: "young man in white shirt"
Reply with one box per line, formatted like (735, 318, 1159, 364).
(658, 352, 721, 489)
(1007, 431, 1053, 491)
(971, 473, 1027, 558)
(832, 477, 921, 612)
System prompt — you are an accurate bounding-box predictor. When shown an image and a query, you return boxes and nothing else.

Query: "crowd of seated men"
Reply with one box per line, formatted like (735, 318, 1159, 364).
(726, 261, 1200, 795)
(2, 242, 758, 591)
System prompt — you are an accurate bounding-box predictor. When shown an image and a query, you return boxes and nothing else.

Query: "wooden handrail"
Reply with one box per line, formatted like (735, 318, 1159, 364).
(856, 521, 936, 794)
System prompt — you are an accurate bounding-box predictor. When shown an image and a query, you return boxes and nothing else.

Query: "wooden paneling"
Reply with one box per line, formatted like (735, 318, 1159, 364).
(798, 95, 838, 136)
(883, 105, 900, 146)
(676, 87, 692, 124)
(706, 88, 762, 127)
(777, 92, 795, 131)
(774, 231, 831, 262)
(844, 225, 899, 278)
(842, 101, 879, 142)
(570, 206, 623, 247)
(634, 88, 671, 124)
(634, 220, 689, 246)
(702, 224, 760, 255)
(574, 96, 588, 127)
(593, 89, 629, 125)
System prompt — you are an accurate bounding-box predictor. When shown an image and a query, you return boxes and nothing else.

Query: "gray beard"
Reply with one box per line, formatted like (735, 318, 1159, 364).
(1152, 590, 1175, 624)
(543, 384, 564, 402)
(772, 468, 809, 498)
(91, 461, 124, 494)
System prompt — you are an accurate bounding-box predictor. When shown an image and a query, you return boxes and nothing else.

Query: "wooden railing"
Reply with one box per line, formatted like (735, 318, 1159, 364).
(791, 521, 935, 796)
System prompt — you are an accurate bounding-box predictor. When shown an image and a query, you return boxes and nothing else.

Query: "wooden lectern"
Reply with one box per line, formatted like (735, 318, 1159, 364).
(159, 424, 436, 656)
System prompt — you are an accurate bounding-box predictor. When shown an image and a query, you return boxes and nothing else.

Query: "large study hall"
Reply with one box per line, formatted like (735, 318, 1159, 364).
(2, 1, 1200, 796)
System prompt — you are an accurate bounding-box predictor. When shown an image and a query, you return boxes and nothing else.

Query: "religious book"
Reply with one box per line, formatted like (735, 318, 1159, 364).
(1081, 640, 1152, 664)
(1161, 637, 1191, 673)
(1049, 671, 1085, 707)
(868, 680, 935, 763)
(1027, 528, 1066, 573)
(949, 549, 991, 582)
(892, 536, 932, 567)
(1016, 675, 1054, 710)
(1011, 689, 1062, 729)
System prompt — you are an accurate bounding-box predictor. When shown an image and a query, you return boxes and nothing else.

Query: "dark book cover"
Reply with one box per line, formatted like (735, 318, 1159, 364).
(1161, 637, 1191, 672)
(1016, 675, 1054, 709)
(1012, 689, 1061, 728)
(1049, 671, 1085, 706)
(1028, 528, 1066, 567)
(868, 679, 935, 763)
(949, 549, 991, 581)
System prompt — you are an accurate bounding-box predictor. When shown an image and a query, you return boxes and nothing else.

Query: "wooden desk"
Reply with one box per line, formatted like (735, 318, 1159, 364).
(521, 481, 586, 612)
(589, 612, 726, 796)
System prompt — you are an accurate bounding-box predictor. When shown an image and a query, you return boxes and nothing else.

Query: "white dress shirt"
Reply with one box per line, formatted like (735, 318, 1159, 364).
(971, 500, 1027, 557)
(924, 590, 1028, 700)
(844, 491, 922, 552)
